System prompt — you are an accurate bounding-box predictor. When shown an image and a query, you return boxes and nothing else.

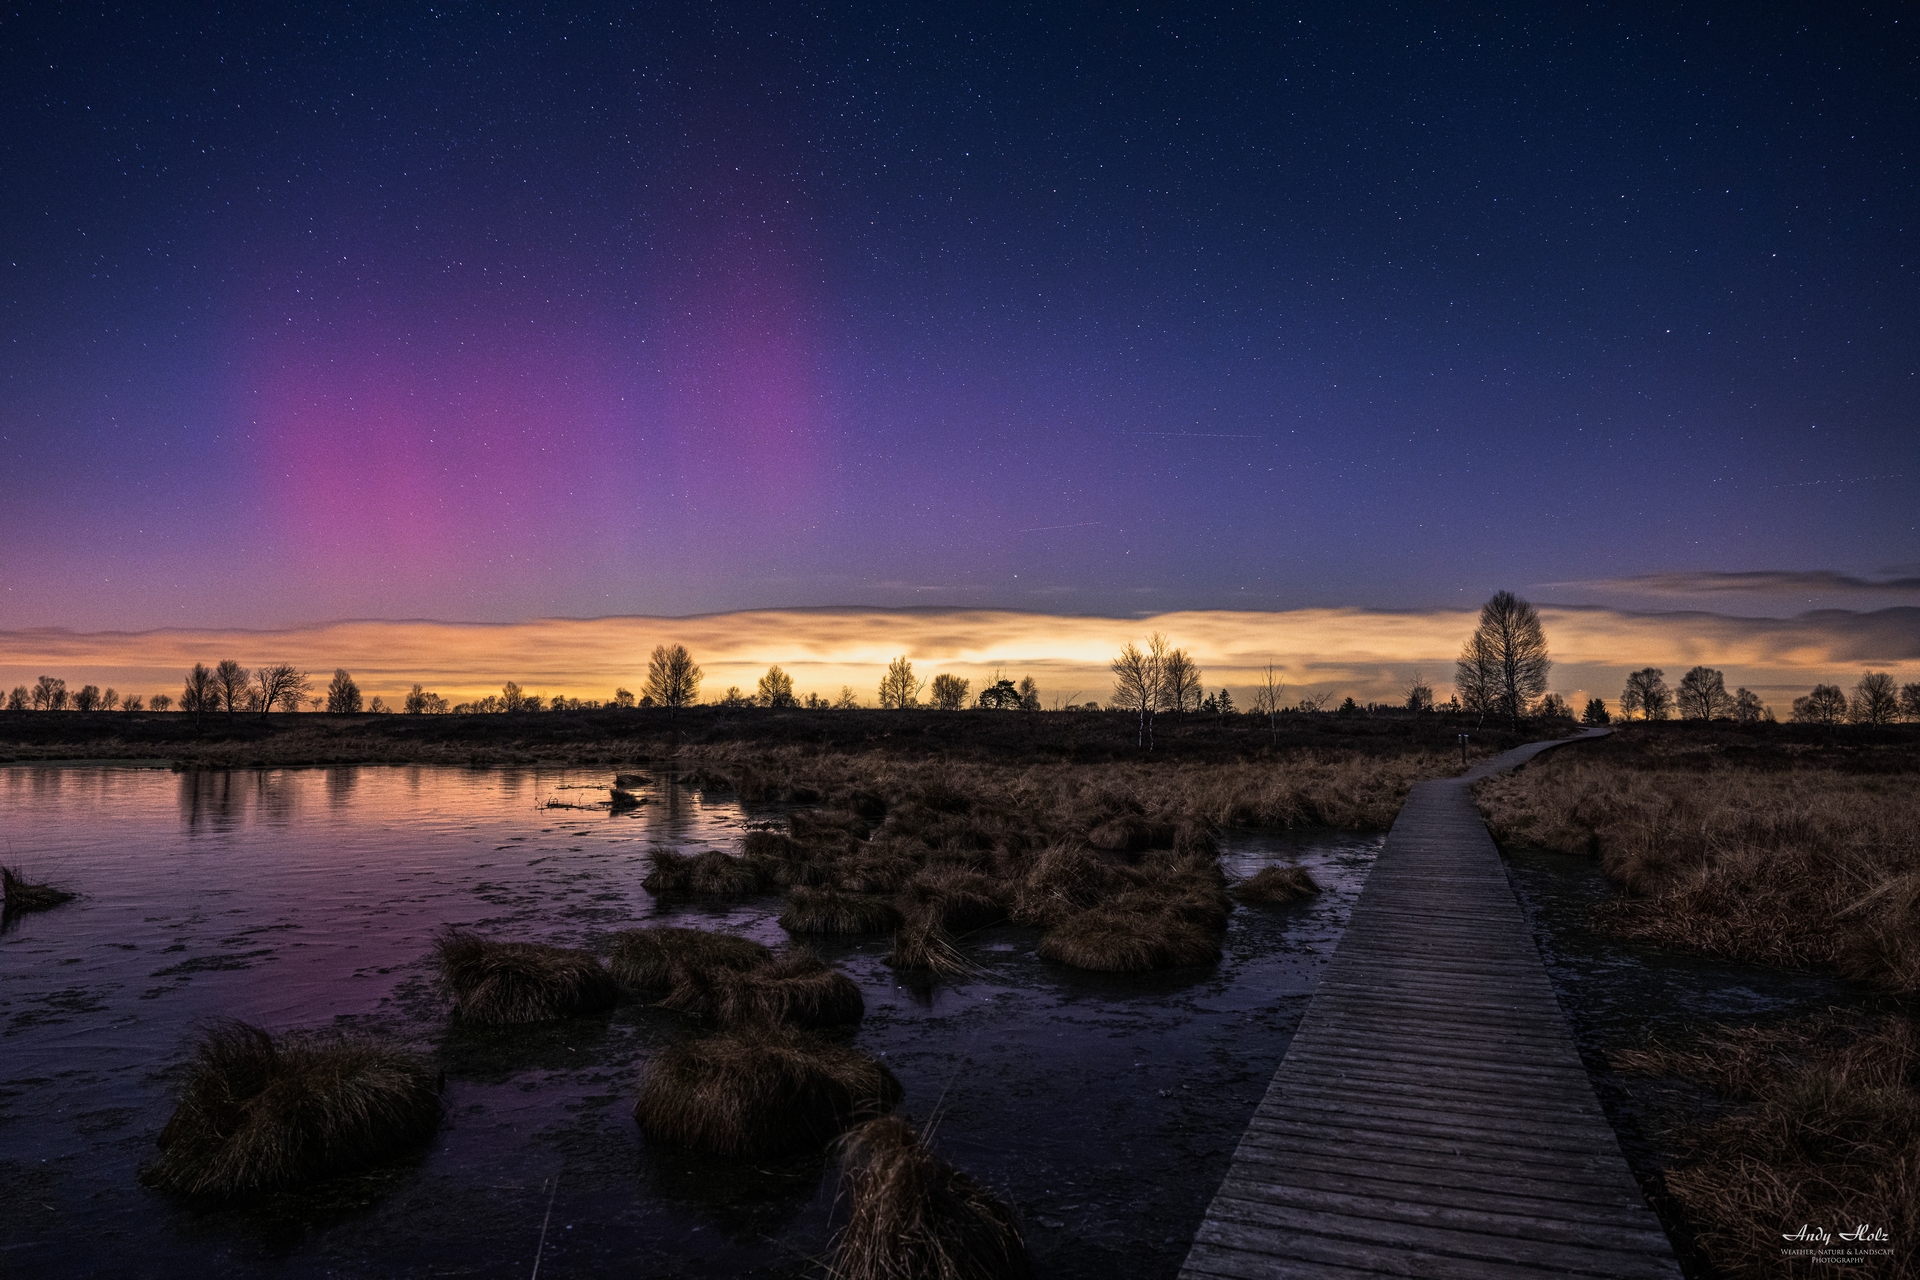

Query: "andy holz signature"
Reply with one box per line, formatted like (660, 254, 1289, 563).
(1783, 1225, 1891, 1244)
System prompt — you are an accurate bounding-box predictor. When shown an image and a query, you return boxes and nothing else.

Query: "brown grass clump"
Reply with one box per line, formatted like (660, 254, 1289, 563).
(1614, 1014, 1919, 1279)
(1009, 844, 1128, 928)
(642, 848, 768, 896)
(898, 869, 1005, 932)
(781, 886, 902, 935)
(609, 926, 771, 991)
(434, 928, 619, 1024)
(659, 946, 866, 1028)
(633, 1025, 902, 1157)
(830, 1115, 1033, 1280)
(1037, 907, 1220, 972)
(1475, 736, 1920, 990)
(886, 914, 972, 977)
(1233, 865, 1320, 905)
(1, 865, 75, 912)
(144, 1020, 441, 1199)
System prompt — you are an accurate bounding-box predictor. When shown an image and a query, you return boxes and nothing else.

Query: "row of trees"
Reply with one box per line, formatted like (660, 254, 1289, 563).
(1616, 666, 1919, 725)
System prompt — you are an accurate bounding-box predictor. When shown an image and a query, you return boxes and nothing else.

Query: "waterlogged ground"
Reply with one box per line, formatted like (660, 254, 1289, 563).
(0, 763, 1381, 1279)
(1500, 844, 1911, 1278)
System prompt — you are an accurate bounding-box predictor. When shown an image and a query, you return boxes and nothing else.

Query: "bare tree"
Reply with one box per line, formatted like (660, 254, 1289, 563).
(877, 656, 923, 709)
(833, 685, 861, 709)
(1456, 591, 1549, 729)
(757, 665, 798, 708)
(73, 684, 101, 712)
(1249, 664, 1285, 743)
(1851, 671, 1900, 725)
(31, 676, 67, 710)
(612, 687, 636, 709)
(212, 660, 250, 716)
(1676, 666, 1735, 721)
(1403, 670, 1434, 713)
(1160, 649, 1201, 713)
(501, 682, 531, 713)
(1733, 688, 1766, 723)
(181, 665, 216, 716)
(404, 683, 450, 714)
(101, 688, 120, 711)
(5, 686, 27, 711)
(1017, 675, 1041, 712)
(644, 644, 702, 721)
(122, 693, 145, 712)
(149, 693, 172, 712)
(1620, 668, 1671, 721)
(1903, 682, 1920, 723)
(1110, 642, 1153, 746)
(1791, 684, 1848, 725)
(928, 673, 970, 710)
(254, 664, 310, 716)
(326, 668, 363, 714)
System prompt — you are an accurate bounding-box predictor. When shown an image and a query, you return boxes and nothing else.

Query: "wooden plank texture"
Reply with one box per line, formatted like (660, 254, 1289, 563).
(1180, 731, 1681, 1279)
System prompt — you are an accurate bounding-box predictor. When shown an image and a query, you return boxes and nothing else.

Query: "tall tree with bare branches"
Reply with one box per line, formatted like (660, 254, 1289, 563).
(645, 644, 702, 722)
(1456, 591, 1549, 729)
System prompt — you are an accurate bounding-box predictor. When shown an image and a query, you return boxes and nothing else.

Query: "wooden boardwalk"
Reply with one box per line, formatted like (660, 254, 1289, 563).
(1181, 732, 1681, 1279)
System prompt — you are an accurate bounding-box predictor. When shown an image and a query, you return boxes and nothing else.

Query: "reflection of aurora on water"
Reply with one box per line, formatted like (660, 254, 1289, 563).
(3, 604, 1915, 713)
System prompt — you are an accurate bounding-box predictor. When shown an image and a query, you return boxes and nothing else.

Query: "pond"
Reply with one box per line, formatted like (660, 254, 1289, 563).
(0, 763, 1383, 1279)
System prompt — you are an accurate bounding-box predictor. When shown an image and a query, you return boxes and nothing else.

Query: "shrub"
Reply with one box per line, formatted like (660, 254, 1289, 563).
(144, 1020, 441, 1198)
(831, 1115, 1033, 1280)
(633, 1025, 901, 1157)
(434, 929, 618, 1023)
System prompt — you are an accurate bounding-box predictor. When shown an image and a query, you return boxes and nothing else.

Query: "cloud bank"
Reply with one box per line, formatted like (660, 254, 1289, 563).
(3, 606, 1915, 712)
(1553, 570, 1920, 598)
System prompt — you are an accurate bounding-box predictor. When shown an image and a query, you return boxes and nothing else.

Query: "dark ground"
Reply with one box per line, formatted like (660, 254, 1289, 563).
(0, 705, 1557, 768)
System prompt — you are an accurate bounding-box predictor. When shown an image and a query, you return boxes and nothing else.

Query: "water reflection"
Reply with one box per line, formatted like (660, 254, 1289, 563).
(179, 770, 243, 834)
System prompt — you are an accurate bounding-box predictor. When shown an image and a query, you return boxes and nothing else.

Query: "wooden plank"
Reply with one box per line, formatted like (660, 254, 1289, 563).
(1179, 731, 1681, 1278)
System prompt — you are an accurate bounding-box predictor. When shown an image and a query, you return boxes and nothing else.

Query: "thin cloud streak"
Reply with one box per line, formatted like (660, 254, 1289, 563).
(1554, 570, 1920, 597)
(2, 606, 1914, 710)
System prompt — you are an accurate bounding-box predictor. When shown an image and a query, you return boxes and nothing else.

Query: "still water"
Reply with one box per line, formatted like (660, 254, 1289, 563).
(0, 764, 1381, 1279)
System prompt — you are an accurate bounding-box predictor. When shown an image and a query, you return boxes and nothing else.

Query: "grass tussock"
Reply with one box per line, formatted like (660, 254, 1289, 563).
(642, 847, 769, 896)
(609, 926, 770, 991)
(633, 1025, 902, 1157)
(144, 1020, 441, 1199)
(1233, 865, 1320, 905)
(780, 886, 902, 935)
(1614, 1014, 1919, 1280)
(2, 865, 75, 912)
(1475, 733, 1920, 990)
(1036, 907, 1220, 971)
(657, 945, 866, 1029)
(830, 1115, 1033, 1280)
(435, 928, 618, 1024)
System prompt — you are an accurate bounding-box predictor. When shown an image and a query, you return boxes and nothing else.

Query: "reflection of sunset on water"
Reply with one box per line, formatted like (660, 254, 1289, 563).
(4, 606, 1913, 711)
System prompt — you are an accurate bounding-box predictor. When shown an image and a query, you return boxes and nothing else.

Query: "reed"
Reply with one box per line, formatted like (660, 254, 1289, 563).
(144, 1020, 441, 1199)
(1614, 1014, 1918, 1280)
(830, 1115, 1033, 1280)
(434, 928, 618, 1023)
(633, 1025, 902, 1157)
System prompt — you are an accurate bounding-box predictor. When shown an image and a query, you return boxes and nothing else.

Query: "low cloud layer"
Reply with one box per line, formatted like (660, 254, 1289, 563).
(1553, 570, 1920, 597)
(3, 606, 1914, 712)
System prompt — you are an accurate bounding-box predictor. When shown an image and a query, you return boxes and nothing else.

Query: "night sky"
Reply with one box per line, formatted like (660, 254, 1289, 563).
(4, 3, 1916, 633)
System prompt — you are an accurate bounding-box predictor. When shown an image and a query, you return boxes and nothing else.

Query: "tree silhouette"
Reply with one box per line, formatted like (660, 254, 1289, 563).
(1676, 666, 1735, 720)
(181, 665, 217, 716)
(1620, 668, 1671, 721)
(1790, 684, 1848, 725)
(1160, 650, 1201, 712)
(254, 664, 310, 716)
(1456, 591, 1549, 729)
(928, 673, 970, 710)
(1850, 671, 1899, 725)
(5, 686, 26, 711)
(644, 644, 702, 721)
(1581, 698, 1611, 725)
(149, 693, 172, 712)
(73, 684, 101, 712)
(977, 677, 1020, 710)
(757, 665, 798, 708)
(31, 676, 67, 710)
(1902, 682, 1920, 723)
(326, 669, 363, 714)
(877, 656, 923, 708)
(212, 660, 249, 716)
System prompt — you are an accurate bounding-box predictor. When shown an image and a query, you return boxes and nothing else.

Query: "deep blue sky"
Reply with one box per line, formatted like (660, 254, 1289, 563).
(3, 2, 1915, 630)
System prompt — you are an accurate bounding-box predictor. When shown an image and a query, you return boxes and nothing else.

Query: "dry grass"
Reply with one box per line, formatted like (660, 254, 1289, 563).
(608, 926, 770, 991)
(1233, 865, 1320, 905)
(1, 865, 74, 912)
(830, 1115, 1033, 1280)
(144, 1020, 441, 1199)
(780, 886, 903, 935)
(1614, 1014, 1918, 1279)
(1036, 907, 1220, 971)
(633, 1025, 902, 1157)
(642, 848, 769, 896)
(434, 928, 619, 1023)
(656, 945, 866, 1029)
(1475, 737, 1920, 990)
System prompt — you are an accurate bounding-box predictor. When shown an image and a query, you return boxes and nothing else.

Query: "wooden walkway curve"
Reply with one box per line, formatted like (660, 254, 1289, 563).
(1181, 730, 1681, 1279)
